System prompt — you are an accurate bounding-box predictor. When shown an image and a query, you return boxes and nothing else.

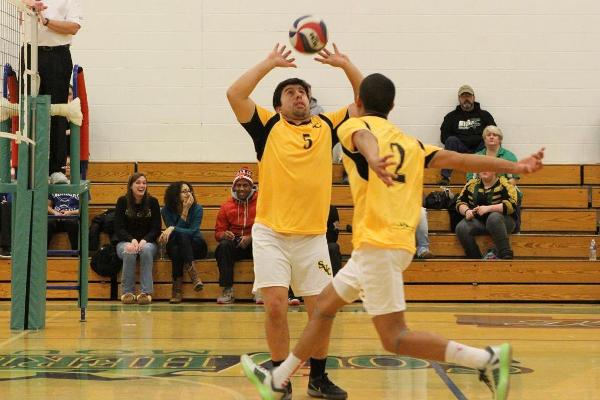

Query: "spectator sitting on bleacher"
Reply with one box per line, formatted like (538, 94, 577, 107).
(415, 207, 434, 259)
(0, 193, 11, 258)
(455, 171, 518, 260)
(439, 84, 496, 185)
(160, 181, 208, 304)
(214, 167, 257, 304)
(47, 171, 79, 251)
(114, 173, 161, 305)
(466, 125, 519, 186)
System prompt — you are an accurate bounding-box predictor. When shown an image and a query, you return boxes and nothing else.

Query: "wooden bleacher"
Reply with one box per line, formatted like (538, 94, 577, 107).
(1, 162, 598, 302)
(1, 258, 598, 302)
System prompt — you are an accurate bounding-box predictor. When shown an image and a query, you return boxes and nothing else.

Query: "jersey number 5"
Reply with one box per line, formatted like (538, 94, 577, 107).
(390, 143, 406, 183)
(303, 133, 313, 149)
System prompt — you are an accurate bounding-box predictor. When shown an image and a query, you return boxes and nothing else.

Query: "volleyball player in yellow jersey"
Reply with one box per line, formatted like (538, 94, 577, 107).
(227, 43, 364, 400)
(241, 73, 545, 400)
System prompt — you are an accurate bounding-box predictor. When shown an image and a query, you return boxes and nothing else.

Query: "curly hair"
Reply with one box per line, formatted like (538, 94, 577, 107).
(272, 77, 311, 110)
(163, 181, 196, 214)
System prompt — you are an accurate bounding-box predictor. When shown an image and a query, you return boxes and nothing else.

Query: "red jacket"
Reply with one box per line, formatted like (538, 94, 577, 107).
(214, 192, 257, 241)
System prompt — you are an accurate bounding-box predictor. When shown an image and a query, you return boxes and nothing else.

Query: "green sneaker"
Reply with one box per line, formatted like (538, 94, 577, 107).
(479, 343, 512, 400)
(240, 354, 287, 400)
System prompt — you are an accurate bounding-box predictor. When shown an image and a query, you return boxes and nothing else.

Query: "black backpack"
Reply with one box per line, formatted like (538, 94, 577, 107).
(423, 189, 455, 209)
(90, 243, 122, 277)
(89, 208, 116, 251)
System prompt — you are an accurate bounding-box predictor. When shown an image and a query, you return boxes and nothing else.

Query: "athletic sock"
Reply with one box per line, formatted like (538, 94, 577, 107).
(272, 354, 302, 389)
(445, 341, 491, 370)
(309, 357, 327, 378)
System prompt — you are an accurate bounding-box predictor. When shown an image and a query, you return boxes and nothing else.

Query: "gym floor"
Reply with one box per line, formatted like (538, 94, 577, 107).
(0, 302, 597, 399)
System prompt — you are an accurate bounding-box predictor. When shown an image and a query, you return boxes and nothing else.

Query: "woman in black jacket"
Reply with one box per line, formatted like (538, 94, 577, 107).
(114, 173, 161, 304)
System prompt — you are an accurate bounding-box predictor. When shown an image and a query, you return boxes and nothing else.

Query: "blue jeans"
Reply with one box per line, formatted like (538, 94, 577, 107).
(117, 241, 157, 294)
(416, 207, 430, 255)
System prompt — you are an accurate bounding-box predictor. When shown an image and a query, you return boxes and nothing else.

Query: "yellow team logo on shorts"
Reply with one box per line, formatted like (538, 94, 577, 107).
(318, 261, 332, 276)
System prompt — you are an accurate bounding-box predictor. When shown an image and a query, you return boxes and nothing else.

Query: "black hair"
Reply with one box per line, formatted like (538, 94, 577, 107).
(163, 181, 196, 214)
(359, 73, 395, 117)
(272, 78, 311, 109)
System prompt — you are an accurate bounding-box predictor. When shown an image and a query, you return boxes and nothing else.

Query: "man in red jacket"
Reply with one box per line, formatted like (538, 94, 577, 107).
(215, 167, 257, 304)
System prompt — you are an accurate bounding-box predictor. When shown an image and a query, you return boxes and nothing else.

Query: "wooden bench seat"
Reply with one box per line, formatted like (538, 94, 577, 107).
(583, 165, 600, 185)
(89, 183, 592, 209)
(134, 162, 584, 186)
(86, 206, 596, 233)
(49, 231, 599, 259)
(1, 258, 598, 301)
(86, 162, 592, 186)
(592, 188, 600, 208)
(87, 162, 136, 183)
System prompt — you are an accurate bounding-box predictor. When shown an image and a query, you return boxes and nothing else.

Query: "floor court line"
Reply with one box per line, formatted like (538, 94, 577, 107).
(431, 362, 469, 400)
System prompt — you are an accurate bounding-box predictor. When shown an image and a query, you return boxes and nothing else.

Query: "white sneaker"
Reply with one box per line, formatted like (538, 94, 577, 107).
(479, 343, 512, 400)
(217, 287, 234, 304)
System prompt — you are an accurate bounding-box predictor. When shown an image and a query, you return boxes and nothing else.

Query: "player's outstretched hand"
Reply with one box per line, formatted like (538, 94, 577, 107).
(314, 43, 350, 67)
(368, 154, 397, 187)
(515, 147, 545, 174)
(267, 43, 296, 68)
(23, 0, 46, 12)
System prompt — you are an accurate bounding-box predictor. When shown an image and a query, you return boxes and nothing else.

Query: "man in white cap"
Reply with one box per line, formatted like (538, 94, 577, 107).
(439, 84, 496, 185)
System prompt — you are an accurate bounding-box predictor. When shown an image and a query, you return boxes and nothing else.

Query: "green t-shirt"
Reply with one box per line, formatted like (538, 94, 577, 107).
(465, 146, 519, 181)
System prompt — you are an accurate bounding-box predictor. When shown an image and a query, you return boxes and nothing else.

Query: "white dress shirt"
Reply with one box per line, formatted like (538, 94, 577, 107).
(25, 0, 83, 46)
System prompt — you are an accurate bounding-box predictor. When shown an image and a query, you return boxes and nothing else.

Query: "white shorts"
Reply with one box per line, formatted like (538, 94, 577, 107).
(332, 245, 413, 316)
(252, 223, 333, 297)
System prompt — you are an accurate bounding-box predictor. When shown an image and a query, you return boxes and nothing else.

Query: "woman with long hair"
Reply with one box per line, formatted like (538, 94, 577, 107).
(159, 181, 208, 303)
(114, 173, 161, 304)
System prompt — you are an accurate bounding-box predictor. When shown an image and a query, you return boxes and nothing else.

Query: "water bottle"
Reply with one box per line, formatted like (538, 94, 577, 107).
(590, 239, 597, 261)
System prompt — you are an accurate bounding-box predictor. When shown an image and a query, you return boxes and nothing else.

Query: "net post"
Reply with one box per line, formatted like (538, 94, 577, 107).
(10, 94, 50, 330)
(78, 188, 89, 316)
(0, 120, 10, 183)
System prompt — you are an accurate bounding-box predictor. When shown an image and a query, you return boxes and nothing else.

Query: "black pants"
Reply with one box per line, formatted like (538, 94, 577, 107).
(22, 44, 72, 174)
(455, 213, 515, 259)
(166, 231, 208, 279)
(328, 242, 342, 276)
(48, 219, 79, 250)
(0, 201, 11, 248)
(215, 239, 253, 288)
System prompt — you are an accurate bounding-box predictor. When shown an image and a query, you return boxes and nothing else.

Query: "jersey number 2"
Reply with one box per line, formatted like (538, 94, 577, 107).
(390, 143, 406, 183)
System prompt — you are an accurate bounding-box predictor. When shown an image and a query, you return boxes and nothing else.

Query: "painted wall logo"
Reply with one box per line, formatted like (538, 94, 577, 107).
(0, 350, 533, 382)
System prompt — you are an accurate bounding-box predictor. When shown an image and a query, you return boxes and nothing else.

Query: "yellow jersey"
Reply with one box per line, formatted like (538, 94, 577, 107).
(337, 116, 441, 252)
(242, 105, 349, 234)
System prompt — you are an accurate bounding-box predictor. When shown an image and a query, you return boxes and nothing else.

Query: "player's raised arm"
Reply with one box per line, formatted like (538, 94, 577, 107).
(315, 43, 363, 115)
(352, 129, 396, 186)
(428, 147, 545, 175)
(226, 44, 297, 123)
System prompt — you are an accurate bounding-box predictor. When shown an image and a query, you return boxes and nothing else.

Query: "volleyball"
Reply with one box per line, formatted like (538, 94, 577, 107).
(289, 15, 328, 54)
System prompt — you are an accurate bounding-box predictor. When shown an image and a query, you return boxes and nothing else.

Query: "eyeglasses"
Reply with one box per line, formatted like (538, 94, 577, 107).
(181, 189, 192, 194)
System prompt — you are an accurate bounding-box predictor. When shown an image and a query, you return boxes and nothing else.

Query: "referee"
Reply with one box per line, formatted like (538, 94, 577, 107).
(26, 0, 82, 177)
